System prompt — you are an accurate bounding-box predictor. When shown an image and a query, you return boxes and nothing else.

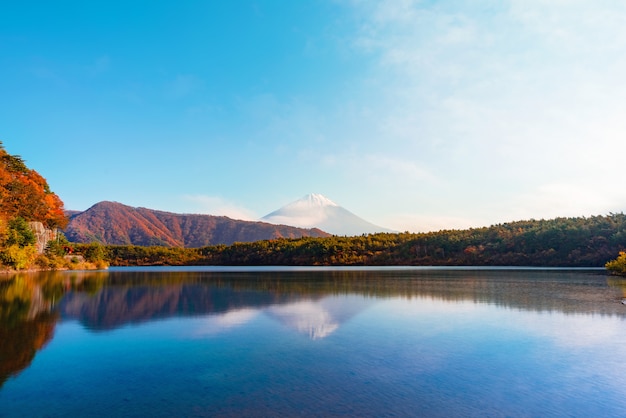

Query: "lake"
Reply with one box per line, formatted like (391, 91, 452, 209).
(2, 266, 626, 417)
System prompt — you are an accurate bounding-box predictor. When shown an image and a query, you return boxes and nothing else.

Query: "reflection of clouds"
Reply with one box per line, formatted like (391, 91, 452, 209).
(382, 297, 484, 315)
(517, 312, 625, 349)
(377, 296, 626, 395)
(193, 308, 259, 337)
(268, 301, 340, 340)
(381, 296, 626, 350)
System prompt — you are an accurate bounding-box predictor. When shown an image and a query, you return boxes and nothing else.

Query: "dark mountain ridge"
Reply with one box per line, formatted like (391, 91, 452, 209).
(65, 201, 330, 247)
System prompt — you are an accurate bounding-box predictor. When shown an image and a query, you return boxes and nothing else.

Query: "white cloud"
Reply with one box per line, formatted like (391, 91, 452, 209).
(507, 182, 626, 221)
(336, 0, 626, 228)
(382, 213, 487, 233)
(181, 195, 257, 220)
(320, 152, 438, 184)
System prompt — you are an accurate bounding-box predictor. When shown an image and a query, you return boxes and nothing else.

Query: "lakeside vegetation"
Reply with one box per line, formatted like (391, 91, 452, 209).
(98, 213, 626, 268)
(606, 251, 626, 276)
(0, 142, 106, 272)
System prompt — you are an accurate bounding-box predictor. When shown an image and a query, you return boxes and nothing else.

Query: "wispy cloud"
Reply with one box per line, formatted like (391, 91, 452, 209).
(29, 66, 66, 86)
(508, 182, 625, 221)
(333, 0, 626, 229)
(320, 151, 438, 185)
(165, 74, 204, 99)
(381, 213, 485, 234)
(90, 55, 111, 76)
(181, 194, 257, 220)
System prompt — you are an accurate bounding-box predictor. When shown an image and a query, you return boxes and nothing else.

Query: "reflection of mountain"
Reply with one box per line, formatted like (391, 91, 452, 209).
(60, 285, 304, 330)
(59, 285, 373, 339)
(267, 296, 373, 339)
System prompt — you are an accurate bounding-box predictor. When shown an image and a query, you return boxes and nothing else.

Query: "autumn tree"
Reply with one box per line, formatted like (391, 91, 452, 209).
(606, 252, 626, 276)
(0, 141, 69, 270)
(0, 141, 67, 229)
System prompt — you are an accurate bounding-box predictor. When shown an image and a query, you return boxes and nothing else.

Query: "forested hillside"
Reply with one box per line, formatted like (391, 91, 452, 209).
(104, 213, 626, 267)
(65, 201, 330, 246)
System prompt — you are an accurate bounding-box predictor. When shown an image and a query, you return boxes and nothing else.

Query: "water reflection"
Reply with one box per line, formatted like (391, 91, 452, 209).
(0, 271, 107, 387)
(0, 310, 56, 388)
(1, 268, 623, 388)
(267, 296, 372, 339)
(193, 308, 260, 336)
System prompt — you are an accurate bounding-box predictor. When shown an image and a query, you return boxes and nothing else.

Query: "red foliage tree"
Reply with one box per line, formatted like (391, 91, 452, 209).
(0, 142, 68, 229)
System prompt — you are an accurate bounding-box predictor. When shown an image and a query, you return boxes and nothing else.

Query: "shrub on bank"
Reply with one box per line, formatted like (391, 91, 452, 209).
(606, 252, 626, 276)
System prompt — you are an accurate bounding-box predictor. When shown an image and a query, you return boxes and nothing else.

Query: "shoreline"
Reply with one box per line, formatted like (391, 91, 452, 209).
(0, 265, 109, 276)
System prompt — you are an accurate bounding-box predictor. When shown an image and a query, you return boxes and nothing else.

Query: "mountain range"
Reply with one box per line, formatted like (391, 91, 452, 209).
(262, 193, 393, 236)
(64, 201, 329, 247)
(64, 194, 392, 247)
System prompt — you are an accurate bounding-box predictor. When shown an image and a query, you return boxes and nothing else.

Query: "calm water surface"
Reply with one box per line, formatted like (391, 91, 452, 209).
(2, 267, 626, 417)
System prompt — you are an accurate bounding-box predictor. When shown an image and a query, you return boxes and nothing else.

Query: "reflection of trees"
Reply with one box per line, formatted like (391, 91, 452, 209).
(608, 278, 626, 298)
(55, 269, 626, 328)
(0, 271, 107, 387)
(60, 282, 306, 330)
(215, 269, 625, 316)
(0, 311, 57, 387)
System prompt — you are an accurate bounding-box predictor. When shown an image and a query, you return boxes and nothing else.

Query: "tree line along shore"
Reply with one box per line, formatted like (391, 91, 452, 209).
(76, 213, 626, 271)
(1, 140, 626, 274)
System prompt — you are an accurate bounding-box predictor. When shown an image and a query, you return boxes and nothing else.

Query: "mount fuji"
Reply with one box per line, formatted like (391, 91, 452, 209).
(261, 193, 393, 236)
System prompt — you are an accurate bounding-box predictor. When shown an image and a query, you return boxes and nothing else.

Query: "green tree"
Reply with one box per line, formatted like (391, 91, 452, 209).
(45, 232, 70, 257)
(83, 242, 105, 263)
(5, 217, 35, 247)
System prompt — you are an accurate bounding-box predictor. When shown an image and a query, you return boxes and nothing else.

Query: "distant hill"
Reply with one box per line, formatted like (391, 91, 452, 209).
(65, 201, 330, 247)
(261, 193, 393, 236)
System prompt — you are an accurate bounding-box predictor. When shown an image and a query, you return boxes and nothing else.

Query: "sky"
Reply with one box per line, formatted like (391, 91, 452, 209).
(3, 0, 626, 233)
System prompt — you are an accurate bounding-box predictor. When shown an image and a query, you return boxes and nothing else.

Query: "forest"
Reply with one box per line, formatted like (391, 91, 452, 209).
(100, 213, 626, 268)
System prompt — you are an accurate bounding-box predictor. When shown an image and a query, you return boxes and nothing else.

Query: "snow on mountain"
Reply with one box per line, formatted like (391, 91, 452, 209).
(261, 193, 393, 236)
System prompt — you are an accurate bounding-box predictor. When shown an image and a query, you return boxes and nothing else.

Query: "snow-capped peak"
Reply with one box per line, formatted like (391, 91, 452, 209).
(295, 193, 338, 208)
(261, 193, 393, 236)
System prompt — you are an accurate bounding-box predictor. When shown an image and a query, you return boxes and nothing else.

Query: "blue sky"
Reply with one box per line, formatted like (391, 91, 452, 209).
(3, 0, 626, 232)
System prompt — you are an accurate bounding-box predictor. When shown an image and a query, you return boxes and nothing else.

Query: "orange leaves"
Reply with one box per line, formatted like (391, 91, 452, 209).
(0, 144, 68, 229)
(43, 193, 68, 229)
